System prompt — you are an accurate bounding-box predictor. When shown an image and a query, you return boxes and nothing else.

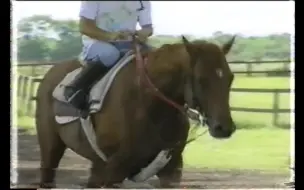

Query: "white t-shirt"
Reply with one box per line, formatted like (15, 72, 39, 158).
(79, 1, 152, 46)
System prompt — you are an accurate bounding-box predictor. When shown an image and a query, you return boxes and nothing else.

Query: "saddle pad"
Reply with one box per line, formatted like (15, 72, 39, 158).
(52, 51, 135, 114)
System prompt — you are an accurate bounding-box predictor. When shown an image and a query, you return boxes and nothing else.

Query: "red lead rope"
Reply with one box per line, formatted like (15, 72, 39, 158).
(133, 40, 186, 114)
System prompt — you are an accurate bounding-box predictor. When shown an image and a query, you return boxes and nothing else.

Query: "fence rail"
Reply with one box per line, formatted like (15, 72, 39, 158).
(14, 59, 291, 77)
(13, 59, 292, 67)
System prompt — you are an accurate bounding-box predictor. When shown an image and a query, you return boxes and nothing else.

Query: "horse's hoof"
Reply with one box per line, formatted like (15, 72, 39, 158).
(86, 183, 101, 188)
(39, 182, 55, 188)
(121, 180, 155, 189)
(110, 183, 123, 188)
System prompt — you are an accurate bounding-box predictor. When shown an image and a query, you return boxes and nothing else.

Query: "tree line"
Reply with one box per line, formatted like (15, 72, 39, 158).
(17, 15, 291, 63)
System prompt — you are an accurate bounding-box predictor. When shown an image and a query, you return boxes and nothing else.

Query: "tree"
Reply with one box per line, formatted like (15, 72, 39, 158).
(16, 15, 291, 63)
(17, 36, 50, 61)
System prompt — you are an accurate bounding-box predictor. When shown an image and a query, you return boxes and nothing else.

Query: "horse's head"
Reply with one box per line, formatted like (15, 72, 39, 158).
(182, 36, 236, 139)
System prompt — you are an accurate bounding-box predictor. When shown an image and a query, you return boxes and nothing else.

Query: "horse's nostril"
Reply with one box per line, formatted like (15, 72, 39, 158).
(214, 124, 223, 131)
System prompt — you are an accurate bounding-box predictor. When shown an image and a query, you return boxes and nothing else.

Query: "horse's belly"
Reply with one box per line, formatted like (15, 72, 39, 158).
(58, 120, 101, 162)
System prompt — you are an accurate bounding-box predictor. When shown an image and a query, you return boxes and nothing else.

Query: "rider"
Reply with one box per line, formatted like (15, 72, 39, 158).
(64, 1, 153, 111)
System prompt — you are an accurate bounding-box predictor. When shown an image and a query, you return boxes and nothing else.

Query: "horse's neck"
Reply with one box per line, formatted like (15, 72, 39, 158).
(144, 50, 188, 104)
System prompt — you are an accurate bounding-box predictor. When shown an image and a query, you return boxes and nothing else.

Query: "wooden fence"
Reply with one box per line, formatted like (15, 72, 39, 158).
(15, 60, 292, 77)
(228, 60, 291, 77)
(14, 60, 293, 126)
(16, 75, 42, 117)
(15, 64, 293, 127)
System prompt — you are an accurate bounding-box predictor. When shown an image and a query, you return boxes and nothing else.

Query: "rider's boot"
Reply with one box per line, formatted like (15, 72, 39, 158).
(64, 61, 110, 111)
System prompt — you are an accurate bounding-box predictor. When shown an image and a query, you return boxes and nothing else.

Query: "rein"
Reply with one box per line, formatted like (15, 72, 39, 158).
(133, 40, 184, 113)
(132, 36, 203, 125)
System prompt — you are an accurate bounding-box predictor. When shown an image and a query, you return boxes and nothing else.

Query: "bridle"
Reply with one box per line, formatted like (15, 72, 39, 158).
(131, 35, 206, 126)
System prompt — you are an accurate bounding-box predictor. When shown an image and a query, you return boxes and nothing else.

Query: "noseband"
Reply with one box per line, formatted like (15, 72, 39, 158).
(132, 36, 205, 126)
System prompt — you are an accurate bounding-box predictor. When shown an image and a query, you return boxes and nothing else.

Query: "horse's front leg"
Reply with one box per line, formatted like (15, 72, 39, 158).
(98, 150, 132, 187)
(157, 153, 183, 188)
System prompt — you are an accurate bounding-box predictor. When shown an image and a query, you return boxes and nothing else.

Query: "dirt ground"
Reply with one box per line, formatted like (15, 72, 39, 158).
(12, 129, 291, 189)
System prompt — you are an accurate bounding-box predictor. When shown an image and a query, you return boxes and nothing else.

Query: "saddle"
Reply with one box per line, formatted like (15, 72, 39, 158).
(52, 50, 135, 121)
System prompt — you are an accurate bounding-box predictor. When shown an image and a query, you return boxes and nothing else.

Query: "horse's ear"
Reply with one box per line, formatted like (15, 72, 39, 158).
(222, 35, 236, 55)
(182, 35, 193, 56)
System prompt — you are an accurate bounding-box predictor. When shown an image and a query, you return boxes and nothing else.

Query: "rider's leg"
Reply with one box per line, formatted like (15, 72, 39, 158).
(64, 41, 120, 110)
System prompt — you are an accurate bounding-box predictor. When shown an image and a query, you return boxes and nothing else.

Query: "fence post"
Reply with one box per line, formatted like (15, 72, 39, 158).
(247, 63, 252, 77)
(20, 76, 30, 116)
(17, 75, 24, 116)
(272, 90, 279, 126)
(31, 66, 36, 76)
(289, 123, 295, 183)
(17, 75, 24, 97)
(26, 78, 35, 117)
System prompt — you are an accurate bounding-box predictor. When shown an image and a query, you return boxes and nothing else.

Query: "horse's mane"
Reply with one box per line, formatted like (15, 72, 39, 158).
(145, 39, 222, 75)
(145, 43, 189, 73)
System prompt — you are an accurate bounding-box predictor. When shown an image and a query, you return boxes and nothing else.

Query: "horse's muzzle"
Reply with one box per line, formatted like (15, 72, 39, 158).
(206, 119, 236, 139)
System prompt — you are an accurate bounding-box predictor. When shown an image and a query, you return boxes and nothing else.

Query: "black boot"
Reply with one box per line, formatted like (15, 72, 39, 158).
(64, 62, 110, 111)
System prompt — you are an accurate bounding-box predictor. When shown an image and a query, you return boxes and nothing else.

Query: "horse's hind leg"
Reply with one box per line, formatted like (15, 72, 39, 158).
(157, 153, 183, 188)
(36, 117, 66, 188)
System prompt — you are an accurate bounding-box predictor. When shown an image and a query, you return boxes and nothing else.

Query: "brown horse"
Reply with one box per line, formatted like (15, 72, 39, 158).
(35, 36, 236, 188)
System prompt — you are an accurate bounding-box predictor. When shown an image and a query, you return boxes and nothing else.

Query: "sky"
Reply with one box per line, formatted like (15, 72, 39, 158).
(13, 1, 294, 37)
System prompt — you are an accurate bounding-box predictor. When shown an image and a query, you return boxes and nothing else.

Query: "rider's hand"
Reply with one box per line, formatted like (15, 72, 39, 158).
(108, 31, 132, 41)
(136, 28, 152, 43)
(136, 31, 148, 43)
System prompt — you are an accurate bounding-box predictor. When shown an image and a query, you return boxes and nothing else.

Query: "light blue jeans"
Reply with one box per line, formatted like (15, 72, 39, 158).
(81, 41, 151, 67)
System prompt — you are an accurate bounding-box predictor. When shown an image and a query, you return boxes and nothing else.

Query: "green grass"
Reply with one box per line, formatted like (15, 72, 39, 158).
(233, 76, 290, 88)
(184, 128, 289, 173)
(185, 76, 291, 173)
(17, 96, 36, 131)
(229, 62, 289, 72)
(17, 116, 35, 129)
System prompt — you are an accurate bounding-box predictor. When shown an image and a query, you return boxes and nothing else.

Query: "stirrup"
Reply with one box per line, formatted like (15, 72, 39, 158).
(65, 88, 88, 111)
(66, 89, 82, 102)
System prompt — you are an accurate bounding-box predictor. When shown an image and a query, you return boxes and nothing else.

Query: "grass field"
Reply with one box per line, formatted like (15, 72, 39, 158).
(184, 128, 289, 173)
(14, 68, 292, 173)
(185, 76, 290, 173)
(229, 62, 289, 72)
